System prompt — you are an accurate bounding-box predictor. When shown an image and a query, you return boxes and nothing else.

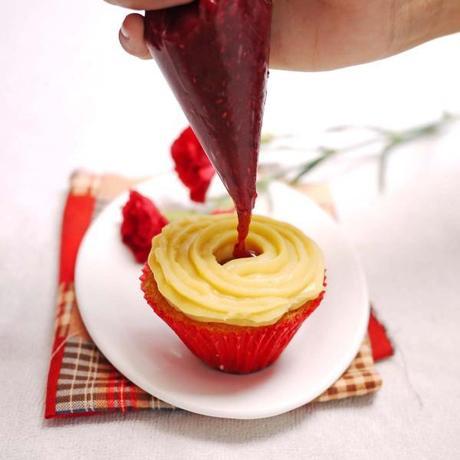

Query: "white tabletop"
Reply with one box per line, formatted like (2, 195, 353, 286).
(2, 1, 460, 458)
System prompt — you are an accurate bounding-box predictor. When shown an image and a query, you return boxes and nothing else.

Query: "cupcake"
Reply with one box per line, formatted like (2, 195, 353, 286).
(141, 214, 325, 374)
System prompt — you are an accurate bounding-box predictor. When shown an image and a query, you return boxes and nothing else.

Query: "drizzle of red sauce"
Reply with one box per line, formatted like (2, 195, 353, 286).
(145, 0, 272, 258)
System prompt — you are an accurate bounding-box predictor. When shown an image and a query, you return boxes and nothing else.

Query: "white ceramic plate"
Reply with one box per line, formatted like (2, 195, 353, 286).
(75, 175, 369, 419)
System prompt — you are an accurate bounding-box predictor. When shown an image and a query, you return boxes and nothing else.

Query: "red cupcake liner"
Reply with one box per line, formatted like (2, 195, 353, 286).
(140, 264, 325, 374)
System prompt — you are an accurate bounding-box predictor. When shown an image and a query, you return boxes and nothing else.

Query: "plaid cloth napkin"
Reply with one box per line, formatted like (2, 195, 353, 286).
(45, 171, 393, 419)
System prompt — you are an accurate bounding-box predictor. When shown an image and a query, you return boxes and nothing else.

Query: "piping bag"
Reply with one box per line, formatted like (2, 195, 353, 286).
(144, 0, 272, 257)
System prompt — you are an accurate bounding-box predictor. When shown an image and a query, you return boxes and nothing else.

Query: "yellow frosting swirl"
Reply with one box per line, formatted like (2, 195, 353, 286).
(148, 214, 325, 326)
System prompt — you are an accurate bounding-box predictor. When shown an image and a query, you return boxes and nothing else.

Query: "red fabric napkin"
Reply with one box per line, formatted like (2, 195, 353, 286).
(45, 172, 393, 418)
(369, 310, 394, 360)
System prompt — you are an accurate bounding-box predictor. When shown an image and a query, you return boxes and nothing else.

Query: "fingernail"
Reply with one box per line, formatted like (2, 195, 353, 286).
(120, 25, 130, 40)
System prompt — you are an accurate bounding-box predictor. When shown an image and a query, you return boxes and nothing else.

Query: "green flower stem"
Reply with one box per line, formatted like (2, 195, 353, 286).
(206, 113, 459, 212)
(261, 112, 459, 191)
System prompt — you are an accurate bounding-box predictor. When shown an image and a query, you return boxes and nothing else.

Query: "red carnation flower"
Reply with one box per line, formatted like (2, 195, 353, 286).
(171, 127, 215, 203)
(121, 190, 168, 263)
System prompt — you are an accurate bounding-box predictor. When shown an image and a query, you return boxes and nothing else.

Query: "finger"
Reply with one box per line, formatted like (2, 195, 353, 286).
(106, 0, 193, 11)
(119, 14, 151, 59)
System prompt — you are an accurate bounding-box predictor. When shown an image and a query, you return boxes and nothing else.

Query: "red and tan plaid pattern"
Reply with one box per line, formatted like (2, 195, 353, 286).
(45, 171, 388, 419)
(316, 337, 381, 402)
(55, 337, 172, 414)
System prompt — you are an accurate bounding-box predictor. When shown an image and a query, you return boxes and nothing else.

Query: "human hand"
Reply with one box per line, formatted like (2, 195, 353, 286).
(271, 0, 460, 70)
(106, 0, 193, 59)
(107, 0, 460, 70)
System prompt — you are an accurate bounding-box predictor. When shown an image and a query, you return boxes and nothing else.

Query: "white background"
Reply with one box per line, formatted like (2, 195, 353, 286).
(1, 1, 460, 459)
